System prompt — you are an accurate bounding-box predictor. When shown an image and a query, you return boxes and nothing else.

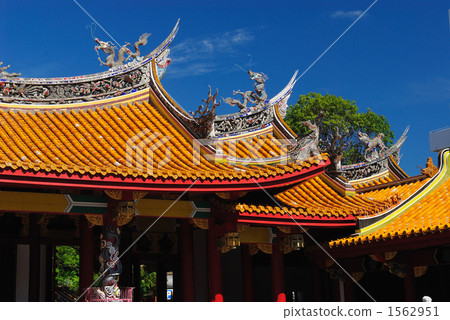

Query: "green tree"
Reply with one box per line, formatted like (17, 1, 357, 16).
(285, 92, 394, 166)
(55, 246, 79, 293)
(140, 265, 156, 298)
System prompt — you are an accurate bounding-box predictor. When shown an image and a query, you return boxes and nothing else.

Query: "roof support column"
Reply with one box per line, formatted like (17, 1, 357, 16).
(208, 217, 223, 302)
(344, 276, 354, 302)
(404, 267, 416, 302)
(312, 264, 323, 301)
(97, 199, 122, 300)
(156, 261, 168, 302)
(79, 216, 94, 299)
(271, 239, 286, 302)
(241, 244, 254, 301)
(180, 220, 195, 301)
(28, 215, 40, 302)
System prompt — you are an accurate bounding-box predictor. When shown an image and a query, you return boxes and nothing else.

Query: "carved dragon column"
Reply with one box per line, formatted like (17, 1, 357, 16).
(97, 198, 122, 300)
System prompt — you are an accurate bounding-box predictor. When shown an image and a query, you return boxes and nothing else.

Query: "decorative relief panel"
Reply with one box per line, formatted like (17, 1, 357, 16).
(0, 63, 150, 105)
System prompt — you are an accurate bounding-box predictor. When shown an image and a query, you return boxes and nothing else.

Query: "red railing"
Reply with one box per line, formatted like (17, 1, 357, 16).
(84, 287, 134, 302)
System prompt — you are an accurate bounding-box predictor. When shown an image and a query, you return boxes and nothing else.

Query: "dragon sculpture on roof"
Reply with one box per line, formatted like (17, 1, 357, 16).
(0, 62, 21, 79)
(94, 33, 151, 68)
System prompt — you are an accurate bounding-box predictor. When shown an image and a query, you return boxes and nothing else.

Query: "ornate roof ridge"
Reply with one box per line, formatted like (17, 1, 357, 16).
(0, 20, 179, 107)
(212, 71, 298, 139)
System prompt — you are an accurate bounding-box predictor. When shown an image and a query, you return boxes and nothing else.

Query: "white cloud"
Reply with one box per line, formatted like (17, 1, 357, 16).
(165, 62, 219, 79)
(408, 76, 450, 103)
(169, 28, 254, 77)
(331, 10, 363, 18)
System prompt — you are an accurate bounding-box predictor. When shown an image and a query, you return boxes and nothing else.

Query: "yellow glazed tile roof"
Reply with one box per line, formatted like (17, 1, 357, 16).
(274, 175, 395, 218)
(216, 133, 288, 159)
(358, 179, 428, 202)
(352, 175, 394, 189)
(330, 177, 449, 248)
(236, 174, 403, 220)
(0, 100, 328, 182)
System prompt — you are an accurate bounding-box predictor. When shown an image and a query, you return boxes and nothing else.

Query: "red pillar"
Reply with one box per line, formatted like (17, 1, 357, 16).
(156, 261, 168, 302)
(271, 241, 285, 302)
(241, 244, 254, 302)
(313, 265, 323, 302)
(344, 278, 354, 302)
(208, 219, 223, 302)
(180, 220, 195, 301)
(79, 216, 94, 298)
(332, 279, 340, 301)
(404, 267, 416, 302)
(28, 215, 40, 302)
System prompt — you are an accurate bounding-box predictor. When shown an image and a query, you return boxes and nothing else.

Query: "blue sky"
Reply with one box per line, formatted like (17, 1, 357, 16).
(1, 0, 449, 175)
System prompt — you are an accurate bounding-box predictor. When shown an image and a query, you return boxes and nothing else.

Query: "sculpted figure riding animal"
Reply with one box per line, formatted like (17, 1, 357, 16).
(357, 132, 387, 161)
(223, 69, 269, 112)
(248, 70, 268, 104)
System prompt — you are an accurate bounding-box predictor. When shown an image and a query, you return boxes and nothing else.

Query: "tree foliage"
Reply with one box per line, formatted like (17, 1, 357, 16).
(140, 265, 156, 298)
(55, 246, 79, 293)
(285, 93, 394, 166)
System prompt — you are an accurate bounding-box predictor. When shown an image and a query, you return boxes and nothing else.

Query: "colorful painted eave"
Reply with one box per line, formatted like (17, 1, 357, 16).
(237, 208, 357, 227)
(329, 148, 450, 249)
(235, 172, 390, 227)
(0, 156, 329, 192)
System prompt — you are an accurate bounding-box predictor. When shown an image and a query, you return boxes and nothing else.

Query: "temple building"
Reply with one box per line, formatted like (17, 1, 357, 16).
(0, 20, 448, 302)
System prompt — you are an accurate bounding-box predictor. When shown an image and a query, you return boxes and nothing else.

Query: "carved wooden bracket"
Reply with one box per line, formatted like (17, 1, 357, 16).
(70, 215, 80, 238)
(116, 201, 136, 226)
(236, 223, 250, 233)
(85, 214, 103, 227)
(369, 251, 397, 262)
(15, 213, 29, 237)
(248, 243, 259, 255)
(277, 226, 291, 234)
(257, 243, 273, 255)
(105, 190, 122, 200)
(192, 218, 209, 230)
(37, 214, 55, 237)
(414, 266, 428, 278)
(133, 191, 148, 200)
(352, 272, 364, 282)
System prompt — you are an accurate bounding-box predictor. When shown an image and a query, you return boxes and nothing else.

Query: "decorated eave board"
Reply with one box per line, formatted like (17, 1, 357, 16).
(0, 20, 331, 193)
